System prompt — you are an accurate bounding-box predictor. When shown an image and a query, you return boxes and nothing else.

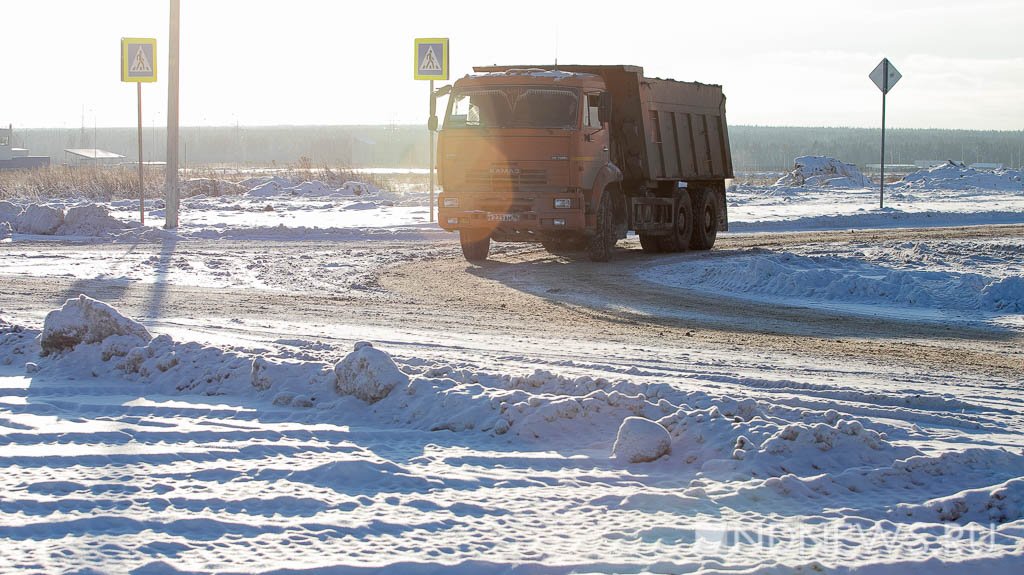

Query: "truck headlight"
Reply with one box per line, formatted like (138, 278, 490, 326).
(553, 198, 573, 209)
(443, 197, 459, 208)
(447, 218, 460, 225)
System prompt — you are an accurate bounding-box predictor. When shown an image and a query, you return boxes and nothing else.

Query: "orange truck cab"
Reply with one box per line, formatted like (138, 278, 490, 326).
(437, 65, 733, 262)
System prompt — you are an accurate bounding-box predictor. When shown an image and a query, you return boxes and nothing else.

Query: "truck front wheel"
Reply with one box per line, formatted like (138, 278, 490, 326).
(587, 193, 616, 262)
(690, 189, 719, 250)
(459, 229, 491, 262)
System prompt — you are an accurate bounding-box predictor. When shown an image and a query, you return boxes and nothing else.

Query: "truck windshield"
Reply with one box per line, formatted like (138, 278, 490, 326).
(445, 87, 578, 129)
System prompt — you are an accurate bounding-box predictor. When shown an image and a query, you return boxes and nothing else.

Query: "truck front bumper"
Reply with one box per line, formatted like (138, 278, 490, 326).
(437, 192, 587, 239)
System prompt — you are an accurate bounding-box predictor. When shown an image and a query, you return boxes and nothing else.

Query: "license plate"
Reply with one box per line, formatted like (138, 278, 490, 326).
(487, 213, 519, 222)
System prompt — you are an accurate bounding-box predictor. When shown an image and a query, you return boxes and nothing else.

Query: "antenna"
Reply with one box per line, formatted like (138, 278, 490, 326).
(554, 26, 559, 70)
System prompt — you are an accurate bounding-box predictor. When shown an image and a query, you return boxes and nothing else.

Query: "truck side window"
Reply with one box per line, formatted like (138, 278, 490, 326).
(585, 94, 601, 128)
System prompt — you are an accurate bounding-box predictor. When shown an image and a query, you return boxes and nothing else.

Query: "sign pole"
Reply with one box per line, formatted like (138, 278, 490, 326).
(137, 82, 145, 224)
(429, 79, 436, 223)
(414, 37, 449, 225)
(880, 59, 887, 209)
(869, 57, 900, 210)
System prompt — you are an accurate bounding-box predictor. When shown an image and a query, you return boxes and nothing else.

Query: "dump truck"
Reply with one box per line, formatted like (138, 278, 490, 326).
(436, 64, 733, 262)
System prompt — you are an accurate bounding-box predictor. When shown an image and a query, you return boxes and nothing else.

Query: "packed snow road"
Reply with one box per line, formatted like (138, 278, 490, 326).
(1, 225, 1021, 381)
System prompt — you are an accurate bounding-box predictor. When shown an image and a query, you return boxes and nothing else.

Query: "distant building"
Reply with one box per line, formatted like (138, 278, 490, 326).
(63, 148, 126, 166)
(0, 124, 50, 170)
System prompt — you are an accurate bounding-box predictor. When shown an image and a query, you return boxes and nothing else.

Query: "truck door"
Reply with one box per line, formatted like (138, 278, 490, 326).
(577, 92, 609, 191)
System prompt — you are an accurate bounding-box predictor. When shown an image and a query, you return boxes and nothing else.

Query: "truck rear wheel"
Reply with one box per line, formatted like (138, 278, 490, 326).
(587, 193, 616, 262)
(638, 234, 662, 253)
(459, 229, 491, 262)
(690, 189, 719, 251)
(658, 191, 694, 253)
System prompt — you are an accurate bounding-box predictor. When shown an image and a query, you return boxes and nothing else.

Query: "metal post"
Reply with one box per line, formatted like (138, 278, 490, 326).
(165, 0, 181, 229)
(879, 59, 887, 210)
(429, 79, 436, 223)
(138, 82, 145, 224)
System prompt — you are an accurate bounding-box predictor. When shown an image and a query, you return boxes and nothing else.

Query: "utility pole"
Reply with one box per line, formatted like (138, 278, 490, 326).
(165, 0, 181, 229)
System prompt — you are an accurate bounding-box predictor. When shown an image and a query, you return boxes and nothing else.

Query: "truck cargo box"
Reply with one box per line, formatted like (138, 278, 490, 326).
(473, 65, 733, 184)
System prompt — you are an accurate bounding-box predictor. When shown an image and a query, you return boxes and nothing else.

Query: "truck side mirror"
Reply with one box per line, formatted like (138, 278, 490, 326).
(598, 92, 613, 124)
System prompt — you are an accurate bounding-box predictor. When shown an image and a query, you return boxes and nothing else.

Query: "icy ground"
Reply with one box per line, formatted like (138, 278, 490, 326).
(1, 162, 1023, 573)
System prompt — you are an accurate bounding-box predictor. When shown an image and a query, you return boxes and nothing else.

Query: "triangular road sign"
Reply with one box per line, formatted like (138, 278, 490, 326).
(420, 46, 442, 72)
(130, 46, 152, 73)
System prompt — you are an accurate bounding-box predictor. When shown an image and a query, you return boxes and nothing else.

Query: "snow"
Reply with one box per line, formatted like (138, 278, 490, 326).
(612, 416, 672, 463)
(639, 239, 1024, 329)
(897, 161, 1024, 192)
(334, 341, 410, 404)
(39, 294, 152, 357)
(1, 159, 1023, 572)
(775, 155, 872, 189)
(16, 203, 63, 234)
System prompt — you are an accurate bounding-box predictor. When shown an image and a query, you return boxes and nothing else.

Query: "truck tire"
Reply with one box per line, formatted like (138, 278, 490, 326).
(587, 193, 616, 262)
(460, 229, 491, 262)
(638, 234, 662, 253)
(658, 191, 694, 253)
(690, 188, 719, 251)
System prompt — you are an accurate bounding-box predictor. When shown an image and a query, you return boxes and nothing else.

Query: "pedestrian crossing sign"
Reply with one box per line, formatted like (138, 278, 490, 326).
(121, 38, 157, 83)
(414, 38, 449, 81)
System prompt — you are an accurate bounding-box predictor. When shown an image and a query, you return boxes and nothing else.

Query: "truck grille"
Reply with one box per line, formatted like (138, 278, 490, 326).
(466, 168, 547, 189)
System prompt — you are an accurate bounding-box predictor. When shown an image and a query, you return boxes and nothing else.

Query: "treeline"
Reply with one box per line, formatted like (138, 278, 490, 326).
(11, 124, 1024, 172)
(729, 126, 1024, 172)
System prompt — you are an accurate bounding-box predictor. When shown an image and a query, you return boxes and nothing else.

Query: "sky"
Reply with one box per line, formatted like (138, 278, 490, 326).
(2, 0, 1022, 131)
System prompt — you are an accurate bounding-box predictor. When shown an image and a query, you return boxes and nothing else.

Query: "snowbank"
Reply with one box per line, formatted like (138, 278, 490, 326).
(895, 477, 1024, 524)
(774, 156, 872, 189)
(39, 295, 152, 357)
(244, 178, 380, 199)
(897, 161, 1024, 192)
(58, 204, 132, 236)
(13, 294, 925, 479)
(640, 244, 1024, 323)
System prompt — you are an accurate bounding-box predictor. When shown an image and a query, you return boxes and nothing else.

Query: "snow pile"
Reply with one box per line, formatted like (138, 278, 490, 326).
(39, 295, 152, 357)
(612, 416, 671, 463)
(0, 202, 135, 238)
(16, 204, 64, 234)
(897, 161, 1024, 191)
(244, 178, 380, 199)
(243, 176, 293, 196)
(640, 248, 1024, 320)
(895, 476, 1024, 524)
(334, 341, 410, 403)
(774, 156, 872, 189)
(0, 200, 22, 224)
(657, 399, 916, 479)
(57, 204, 132, 236)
